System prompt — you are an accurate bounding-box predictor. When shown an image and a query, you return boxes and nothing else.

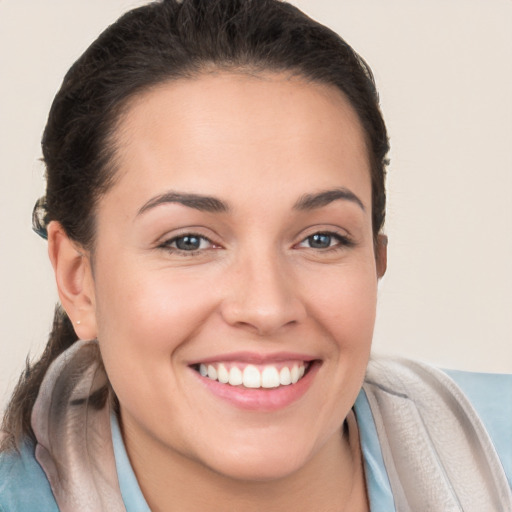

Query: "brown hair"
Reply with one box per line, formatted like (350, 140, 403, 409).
(1, 0, 389, 451)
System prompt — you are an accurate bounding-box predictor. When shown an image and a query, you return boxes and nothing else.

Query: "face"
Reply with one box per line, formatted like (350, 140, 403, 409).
(86, 73, 383, 481)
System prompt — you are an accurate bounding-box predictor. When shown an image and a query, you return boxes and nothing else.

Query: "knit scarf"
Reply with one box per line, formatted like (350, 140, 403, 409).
(31, 340, 511, 511)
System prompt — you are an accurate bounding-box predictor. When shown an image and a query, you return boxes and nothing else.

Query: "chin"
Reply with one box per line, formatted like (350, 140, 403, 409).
(204, 450, 311, 483)
(189, 426, 327, 483)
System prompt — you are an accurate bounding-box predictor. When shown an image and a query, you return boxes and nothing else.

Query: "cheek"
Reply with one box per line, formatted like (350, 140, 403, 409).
(95, 263, 211, 343)
(92, 263, 217, 393)
(305, 262, 378, 347)
(93, 268, 218, 442)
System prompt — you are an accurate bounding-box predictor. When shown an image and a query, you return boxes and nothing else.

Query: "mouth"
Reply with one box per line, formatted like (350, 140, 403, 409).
(188, 353, 321, 410)
(192, 360, 312, 389)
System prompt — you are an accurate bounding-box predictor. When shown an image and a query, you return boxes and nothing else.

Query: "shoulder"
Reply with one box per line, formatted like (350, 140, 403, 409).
(443, 368, 512, 485)
(364, 357, 512, 489)
(0, 440, 58, 512)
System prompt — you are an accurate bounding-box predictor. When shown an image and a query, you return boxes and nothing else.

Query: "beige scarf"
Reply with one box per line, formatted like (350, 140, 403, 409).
(31, 340, 511, 511)
(364, 358, 512, 511)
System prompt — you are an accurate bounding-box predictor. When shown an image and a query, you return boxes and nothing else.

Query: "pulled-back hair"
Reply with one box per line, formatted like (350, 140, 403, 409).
(1, 0, 389, 451)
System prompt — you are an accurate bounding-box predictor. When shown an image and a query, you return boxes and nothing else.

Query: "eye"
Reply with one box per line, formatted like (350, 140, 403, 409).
(161, 234, 214, 252)
(298, 232, 352, 250)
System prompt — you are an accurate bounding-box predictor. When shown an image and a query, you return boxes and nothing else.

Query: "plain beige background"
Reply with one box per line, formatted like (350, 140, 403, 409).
(1, 0, 511, 409)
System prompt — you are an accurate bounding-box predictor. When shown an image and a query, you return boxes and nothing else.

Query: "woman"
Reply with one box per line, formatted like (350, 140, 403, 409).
(1, 1, 510, 510)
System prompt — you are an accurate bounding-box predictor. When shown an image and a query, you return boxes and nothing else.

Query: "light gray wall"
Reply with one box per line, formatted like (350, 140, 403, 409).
(1, 0, 511, 408)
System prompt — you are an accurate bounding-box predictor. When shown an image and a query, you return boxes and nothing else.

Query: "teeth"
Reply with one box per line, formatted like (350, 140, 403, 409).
(243, 365, 261, 388)
(228, 366, 243, 386)
(207, 364, 217, 381)
(217, 363, 229, 383)
(290, 365, 300, 384)
(198, 361, 308, 388)
(279, 367, 292, 385)
(261, 366, 280, 388)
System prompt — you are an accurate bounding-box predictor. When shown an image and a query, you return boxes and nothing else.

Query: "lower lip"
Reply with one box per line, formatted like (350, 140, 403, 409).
(192, 362, 320, 411)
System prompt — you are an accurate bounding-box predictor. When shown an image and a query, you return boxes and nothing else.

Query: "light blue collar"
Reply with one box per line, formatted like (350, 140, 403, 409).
(353, 389, 396, 511)
(111, 413, 152, 512)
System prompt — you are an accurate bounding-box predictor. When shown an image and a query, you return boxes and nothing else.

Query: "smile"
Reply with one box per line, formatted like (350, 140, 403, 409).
(196, 361, 309, 389)
(190, 357, 320, 411)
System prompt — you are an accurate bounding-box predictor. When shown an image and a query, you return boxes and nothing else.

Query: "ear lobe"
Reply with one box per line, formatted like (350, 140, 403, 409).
(47, 221, 97, 340)
(376, 234, 387, 278)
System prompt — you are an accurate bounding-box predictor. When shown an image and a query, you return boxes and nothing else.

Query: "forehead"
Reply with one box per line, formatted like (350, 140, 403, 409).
(107, 72, 371, 211)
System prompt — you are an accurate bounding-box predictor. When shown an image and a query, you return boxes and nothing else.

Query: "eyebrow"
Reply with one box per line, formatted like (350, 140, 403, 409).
(137, 186, 364, 217)
(137, 191, 229, 216)
(293, 188, 365, 211)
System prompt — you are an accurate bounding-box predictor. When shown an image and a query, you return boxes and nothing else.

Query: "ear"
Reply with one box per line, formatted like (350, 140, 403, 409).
(375, 234, 387, 279)
(47, 221, 97, 340)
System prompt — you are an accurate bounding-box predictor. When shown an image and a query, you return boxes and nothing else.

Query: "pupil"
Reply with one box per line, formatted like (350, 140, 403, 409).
(309, 233, 331, 248)
(176, 236, 200, 250)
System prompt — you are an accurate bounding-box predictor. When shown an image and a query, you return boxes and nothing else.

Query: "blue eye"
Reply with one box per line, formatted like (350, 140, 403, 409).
(307, 233, 334, 249)
(163, 234, 212, 252)
(299, 232, 352, 250)
(175, 235, 201, 251)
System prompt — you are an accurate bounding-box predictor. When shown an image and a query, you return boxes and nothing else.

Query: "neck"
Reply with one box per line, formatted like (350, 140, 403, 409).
(121, 411, 368, 512)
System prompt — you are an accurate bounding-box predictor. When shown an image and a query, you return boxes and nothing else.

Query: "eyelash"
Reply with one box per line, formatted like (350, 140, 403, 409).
(159, 231, 354, 256)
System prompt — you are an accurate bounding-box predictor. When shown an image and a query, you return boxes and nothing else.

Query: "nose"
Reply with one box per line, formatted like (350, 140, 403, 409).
(220, 250, 306, 336)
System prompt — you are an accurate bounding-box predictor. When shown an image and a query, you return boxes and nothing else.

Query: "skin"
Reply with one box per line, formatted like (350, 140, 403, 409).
(49, 72, 386, 511)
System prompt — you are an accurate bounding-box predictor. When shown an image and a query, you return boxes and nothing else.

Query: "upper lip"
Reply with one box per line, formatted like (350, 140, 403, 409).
(187, 351, 318, 366)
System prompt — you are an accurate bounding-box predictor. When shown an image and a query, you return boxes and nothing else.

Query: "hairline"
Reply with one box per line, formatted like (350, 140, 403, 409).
(85, 64, 378, 258)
